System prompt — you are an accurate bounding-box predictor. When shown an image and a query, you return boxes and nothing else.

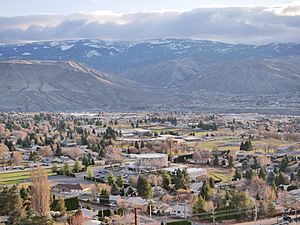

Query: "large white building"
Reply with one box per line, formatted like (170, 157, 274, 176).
(135, 153, 168, 170)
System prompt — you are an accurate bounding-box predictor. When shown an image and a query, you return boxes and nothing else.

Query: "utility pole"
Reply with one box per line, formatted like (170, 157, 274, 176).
(254, 201, 258, 225)
(135, 208, 138, 225)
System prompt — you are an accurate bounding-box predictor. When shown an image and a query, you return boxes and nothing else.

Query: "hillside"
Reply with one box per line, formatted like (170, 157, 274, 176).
(0, 60, 157, 111)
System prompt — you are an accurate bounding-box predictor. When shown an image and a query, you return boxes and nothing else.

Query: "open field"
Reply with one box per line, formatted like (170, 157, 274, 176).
(0, 169, 56, 185)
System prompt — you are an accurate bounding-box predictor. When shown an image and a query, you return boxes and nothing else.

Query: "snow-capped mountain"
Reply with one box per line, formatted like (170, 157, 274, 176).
(0, 39, 299, 72)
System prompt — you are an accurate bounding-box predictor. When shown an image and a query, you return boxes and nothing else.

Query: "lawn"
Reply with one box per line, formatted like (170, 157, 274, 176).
(0, 169, 56, 185)
(209, 171, 232, 182)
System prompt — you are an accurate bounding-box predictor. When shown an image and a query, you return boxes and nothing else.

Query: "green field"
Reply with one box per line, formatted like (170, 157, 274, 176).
(0, 169, 56, 185)
(209, 171, 231, 182)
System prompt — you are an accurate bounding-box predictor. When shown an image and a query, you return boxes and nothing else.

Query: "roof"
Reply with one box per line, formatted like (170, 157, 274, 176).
(135, 153, 168, 158)
(53, 183, 91, 191)
(126, 197, 147, 206)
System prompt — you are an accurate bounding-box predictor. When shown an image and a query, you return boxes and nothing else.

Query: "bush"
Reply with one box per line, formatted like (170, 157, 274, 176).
(64, 197, 79, 211)
(167, 220, 192, 225)
(287, 185, 298, 191)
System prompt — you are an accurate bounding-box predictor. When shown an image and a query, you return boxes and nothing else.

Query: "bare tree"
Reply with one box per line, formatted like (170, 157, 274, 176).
(0, 143, 9, 164)
(204, 201, 216, 225)
(11, 151, 23, 165)
(40, 146, 53, 157)
(30, 166, 50, 216)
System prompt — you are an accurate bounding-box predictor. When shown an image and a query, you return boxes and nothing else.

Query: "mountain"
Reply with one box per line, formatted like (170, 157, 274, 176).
(184, 57, 300, 94)
(0, 39, 299, 113)
(0, 60, 159, 112)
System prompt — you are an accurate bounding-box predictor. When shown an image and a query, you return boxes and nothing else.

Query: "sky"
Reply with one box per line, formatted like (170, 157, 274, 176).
(0, 0, 300, 44)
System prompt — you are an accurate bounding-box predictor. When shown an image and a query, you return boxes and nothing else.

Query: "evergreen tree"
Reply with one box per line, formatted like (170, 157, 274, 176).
(55, 197, 67, 215)
(172, 168, 191, 190)
(115, 175, 125, 190)
(279, 156, 289, 172)
(245, 169, 254, 180)
(162, 172, 172, 190)
(213, 154, 219, 166)
(233, 168, 242, 180)
(107, 172, 115, 186)
(258, 166, 267, 180)
(134, 141, 139, 149)
(137, 175, 152, 199)
(275, 172, 289, 186)
(193, 195, 206, 213)
(200, 180, 212, 200)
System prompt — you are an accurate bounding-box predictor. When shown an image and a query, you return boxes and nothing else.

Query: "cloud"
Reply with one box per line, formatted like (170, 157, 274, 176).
(0, 4, 300, 44)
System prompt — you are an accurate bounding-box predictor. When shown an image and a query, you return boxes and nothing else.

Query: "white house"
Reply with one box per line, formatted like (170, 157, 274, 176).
(170, 204, 191, 218)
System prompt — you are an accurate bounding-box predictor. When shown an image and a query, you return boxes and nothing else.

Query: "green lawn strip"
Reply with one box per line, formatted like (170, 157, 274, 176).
(0, 169, 56, 185)
(209, 171, 231, 182)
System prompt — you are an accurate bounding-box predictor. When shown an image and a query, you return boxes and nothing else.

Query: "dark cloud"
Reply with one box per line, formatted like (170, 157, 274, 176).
(0, 6, 299, 43)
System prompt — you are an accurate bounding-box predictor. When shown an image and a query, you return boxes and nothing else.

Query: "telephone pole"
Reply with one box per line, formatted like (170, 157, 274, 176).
(135, 208, 138, 225)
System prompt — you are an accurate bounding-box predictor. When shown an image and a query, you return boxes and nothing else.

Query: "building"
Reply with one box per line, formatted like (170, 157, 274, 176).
(170, 204, 191, 218)
(52, 183, 92, 194)
(135, 153, 168, 170)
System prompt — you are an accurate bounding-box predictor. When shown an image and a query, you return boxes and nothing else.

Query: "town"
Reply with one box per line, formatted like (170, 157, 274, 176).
(0, 112, 299, 225)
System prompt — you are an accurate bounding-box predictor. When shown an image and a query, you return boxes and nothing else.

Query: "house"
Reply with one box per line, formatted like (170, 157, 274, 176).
(125, 197, 148, 211)
(84, 220, 101, 225)
(289, 188, 300, 201)
(109, 195, 122, 206)
(0, 216, 8, 225)
(157, 203, 171, 215)
(52, 183, 92, 194)
(170, 204, 191, 218)
(191, 182, 203, 193)
(81, 208, 98, 219)
(152, 186, 167, 197)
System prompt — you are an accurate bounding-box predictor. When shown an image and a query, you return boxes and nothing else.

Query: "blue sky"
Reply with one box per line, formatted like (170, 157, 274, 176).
(0, 0, 299, 43)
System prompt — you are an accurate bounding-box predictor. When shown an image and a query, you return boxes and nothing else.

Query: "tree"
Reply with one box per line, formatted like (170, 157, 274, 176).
(82, 155, 90, 168)
(275, 172, 289, 186)
(69, 209, 86, 225)
(116, 175, 125, 190)
(229, 191, 254, 219)
(55, 143, 63, 157)
(0, 143, 9, 164)
(233, 168, 242, 180)
(162, 172, 172, 190)
(172, 169, 191, 190)
(86, 166, 94, 179)
(8, 194, 26, 225)
(212, 154, 219, 166)
(258, 166, 267, 180)
(193, 195, 205, 213)
(55, 197, 67, 215)
(20, 186, 30, 201)
(279, 156, 289, 172)
(107, 172, 115, 185)
(99, 189, 109, 205)
(228, 156, 234, 168)
(63, 162, 72, 176)
(200, 180, 212, 200)
(204, 201, 216, 225)
(10, 151, 23, 166)
(134, 141, 139, 149)
(137, 175, 152, 199)
(245, 169, 254, 180)
(74, 160, 83, 173)
(30, 166, 50, 216)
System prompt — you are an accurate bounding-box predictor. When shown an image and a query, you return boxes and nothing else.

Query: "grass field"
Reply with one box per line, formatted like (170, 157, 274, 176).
(0, 169, 56, 185)
(209, 171, 232, 182)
